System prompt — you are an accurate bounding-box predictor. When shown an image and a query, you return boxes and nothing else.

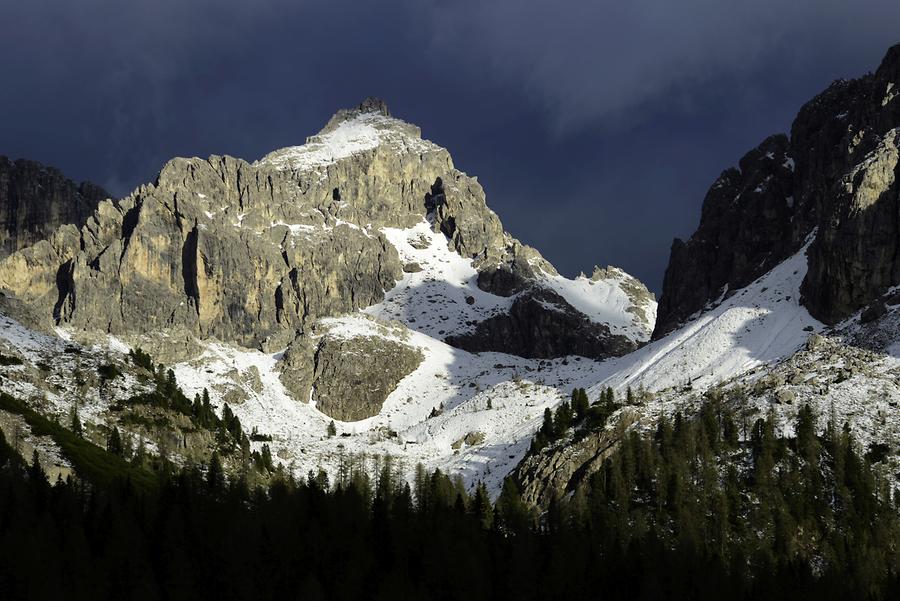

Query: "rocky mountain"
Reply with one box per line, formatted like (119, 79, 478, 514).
(655, 43, 900, 337)
(0, 157, 109, 259)
(0, 99, 654, 492)
(0, 99, 653, 361)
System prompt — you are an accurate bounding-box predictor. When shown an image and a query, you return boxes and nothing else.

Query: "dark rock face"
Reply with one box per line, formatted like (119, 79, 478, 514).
(446, 288, 639, 359)
(799, 46, 900, 324)
(310, 335, 422, 421)
(0, 157, 109, 258)
(655, 135, 796, 337)
(655, 43, 900, 336)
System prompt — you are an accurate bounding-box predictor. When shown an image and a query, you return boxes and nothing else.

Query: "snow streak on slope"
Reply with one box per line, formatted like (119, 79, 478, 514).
(364, 221, 513, 339)
(585, 240, 824, 397)
(172, 314, 600, 494)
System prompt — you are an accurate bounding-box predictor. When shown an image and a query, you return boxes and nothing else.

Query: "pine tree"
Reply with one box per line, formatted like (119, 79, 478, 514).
(796, 403, 819, 463)
(471, 482, 494, 530)
(107, 427, 123, 457)
(554, 401, 572, 434)
(572, 388, 589, 422)
(327, 420, 337, 438)
(28, 449, 45, 484)
(70, 406, 83, 438)
(207, 451, 225, 492)
(541, 408, 555, 439)
(497, 477, 531, 533)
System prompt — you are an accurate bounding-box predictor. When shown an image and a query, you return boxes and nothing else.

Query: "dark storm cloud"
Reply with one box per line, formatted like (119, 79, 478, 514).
(2, 0, 899, 291)
(427, 0, 900, 131)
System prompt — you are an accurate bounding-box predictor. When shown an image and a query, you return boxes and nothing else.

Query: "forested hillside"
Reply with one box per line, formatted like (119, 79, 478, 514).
(0, 395, 897, 601)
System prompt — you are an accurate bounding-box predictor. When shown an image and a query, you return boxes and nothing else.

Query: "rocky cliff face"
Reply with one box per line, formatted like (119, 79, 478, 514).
(655, 135, 796, 336)
(278, 318, 423, 421)
(655, 44, 900, 337)
(0, 99, 653, 371)
(0, 157, 109, 258)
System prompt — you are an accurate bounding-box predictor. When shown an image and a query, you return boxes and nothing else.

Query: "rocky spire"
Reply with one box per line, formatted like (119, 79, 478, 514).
(355, 96, 390, 116)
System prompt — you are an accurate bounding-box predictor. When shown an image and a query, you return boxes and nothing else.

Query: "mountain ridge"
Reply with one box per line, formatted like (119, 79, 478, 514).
(655, 42, 900, 338)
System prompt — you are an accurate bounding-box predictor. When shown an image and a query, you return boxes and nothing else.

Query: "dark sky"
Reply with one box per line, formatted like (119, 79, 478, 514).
(2, 1, 899, 292)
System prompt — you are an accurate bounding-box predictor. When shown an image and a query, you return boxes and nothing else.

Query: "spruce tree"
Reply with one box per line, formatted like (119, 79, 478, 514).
(554, 401, 572, 434)
(327, 420, 337, 437)
(572, 388, 589, 422)
(472, 482, 494, 530)
(70, 406, 83, 438)
(541, 408, 555, 439)
(207, 451, 225, 492)
(497, 477, 531, 533)
(107, 427, 123, 457)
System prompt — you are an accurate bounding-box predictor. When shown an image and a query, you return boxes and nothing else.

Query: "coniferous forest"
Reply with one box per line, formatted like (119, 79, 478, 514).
(0, 394, 898, 601)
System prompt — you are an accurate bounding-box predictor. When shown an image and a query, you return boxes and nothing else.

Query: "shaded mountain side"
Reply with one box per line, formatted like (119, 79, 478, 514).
(655, 43, 900, 337)
(0, 157, 109, 258)
(446, 287, 641, 359)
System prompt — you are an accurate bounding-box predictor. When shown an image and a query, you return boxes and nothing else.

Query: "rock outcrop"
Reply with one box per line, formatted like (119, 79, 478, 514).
(278, 319, 423, 422)
(513, 411, 637, 509)
(655, 43, 900, 336)
(655, 135, 796, 336)
(0, 157, 109, 258)
(447, 287, 640, 359)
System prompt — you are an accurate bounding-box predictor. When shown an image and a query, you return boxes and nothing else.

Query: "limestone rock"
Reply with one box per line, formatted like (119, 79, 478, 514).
(514, 411, 637, 509)
(655, 134, 796, 337)
(0, 98, 653, 363)
(279, 322, 423, 422)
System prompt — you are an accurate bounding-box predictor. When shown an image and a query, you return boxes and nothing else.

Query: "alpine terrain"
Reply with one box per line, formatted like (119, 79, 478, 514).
(4, 39, 900, 601)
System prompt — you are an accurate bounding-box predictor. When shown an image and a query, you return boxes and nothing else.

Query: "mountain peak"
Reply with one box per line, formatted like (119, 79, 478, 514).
(355, 96, 390, 116)
(255, 98, 430, 172)
(320, 97, 391, 132)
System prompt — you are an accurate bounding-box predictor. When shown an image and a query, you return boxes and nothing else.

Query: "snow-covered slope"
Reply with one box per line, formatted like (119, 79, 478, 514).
(585, 238, 823, 396)
(0, 229, 826, 496)
(171, 314, 600, 493)
(363, 221, 514, 339)
(3, 227, 897, 497)
(364, 219, 656, 345)
(540, 267, 657, 343)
